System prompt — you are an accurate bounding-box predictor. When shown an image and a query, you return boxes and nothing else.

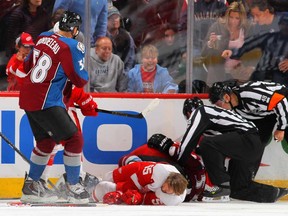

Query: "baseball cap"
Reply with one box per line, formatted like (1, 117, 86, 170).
(108, 6, 121, 18)
(15, 32, 35, 47)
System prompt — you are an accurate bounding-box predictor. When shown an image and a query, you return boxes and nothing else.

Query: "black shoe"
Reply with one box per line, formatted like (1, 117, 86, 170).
(202, 185, 230, 202)
(275, 188, 288, 201)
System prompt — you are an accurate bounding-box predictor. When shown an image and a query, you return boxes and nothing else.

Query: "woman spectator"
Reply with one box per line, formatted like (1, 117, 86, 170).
(128, 44, 178, 93)
(5, 0, 50, 58)
(201, 1, 254, 85)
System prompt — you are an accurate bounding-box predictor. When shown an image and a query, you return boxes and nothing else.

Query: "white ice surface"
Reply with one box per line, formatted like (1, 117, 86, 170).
(0, 200, 287, 216)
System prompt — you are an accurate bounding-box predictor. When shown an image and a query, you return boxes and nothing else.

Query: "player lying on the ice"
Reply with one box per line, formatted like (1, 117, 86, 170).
(91, 161, 188, 205)
(117, 134, 206, 202)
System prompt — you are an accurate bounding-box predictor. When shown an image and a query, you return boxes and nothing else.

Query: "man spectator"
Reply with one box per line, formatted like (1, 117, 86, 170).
(89, 37, 128, 92)
(106, 6, 136, 74)
(221, 14, 288, 85)
(249, 0, 281, 35)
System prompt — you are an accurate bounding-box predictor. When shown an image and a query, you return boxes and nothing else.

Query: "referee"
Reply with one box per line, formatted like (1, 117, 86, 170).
(178, 96, 288, 202)
(209, 81, 288, 145)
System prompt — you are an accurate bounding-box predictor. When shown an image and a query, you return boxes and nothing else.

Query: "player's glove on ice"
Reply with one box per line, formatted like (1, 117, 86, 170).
(103, 191, 123, 204)
(121, 189, 143, 205)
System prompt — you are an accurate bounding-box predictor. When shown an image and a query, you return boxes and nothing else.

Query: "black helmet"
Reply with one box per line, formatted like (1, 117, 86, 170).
(59, 11, 82, 32)
(183, 97, 204, 119)
(209, 82, 232, 104)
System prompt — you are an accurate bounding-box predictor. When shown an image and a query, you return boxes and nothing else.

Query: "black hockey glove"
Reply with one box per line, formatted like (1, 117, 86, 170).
(147, 133, 174, 154)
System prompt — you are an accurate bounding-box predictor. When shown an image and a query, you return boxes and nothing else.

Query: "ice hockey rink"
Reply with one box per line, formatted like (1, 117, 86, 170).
(0, 200, 287, 216)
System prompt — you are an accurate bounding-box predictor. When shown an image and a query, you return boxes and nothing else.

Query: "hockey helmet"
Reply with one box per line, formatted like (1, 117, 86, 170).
(209, 82, 232, 104)
(182, 97, 204, 119)
(59, 11, 82, 32)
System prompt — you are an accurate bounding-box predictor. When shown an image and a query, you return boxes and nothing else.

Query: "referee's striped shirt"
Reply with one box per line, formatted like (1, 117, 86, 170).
(177, 105, 257, 164)
(233, 81, 288, 130)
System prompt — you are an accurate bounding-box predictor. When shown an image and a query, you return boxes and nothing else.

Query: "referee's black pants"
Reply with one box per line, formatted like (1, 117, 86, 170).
(199, 130, 264, 191)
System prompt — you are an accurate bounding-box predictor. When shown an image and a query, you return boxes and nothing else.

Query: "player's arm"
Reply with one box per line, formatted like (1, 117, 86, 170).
(177, 106, 210, 164)
(62, 41, 89, 88)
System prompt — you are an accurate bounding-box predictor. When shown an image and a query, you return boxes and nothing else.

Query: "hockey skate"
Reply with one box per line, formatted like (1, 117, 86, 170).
(20, 174, 58, 203)
(202, 185, 230, 202)
(80, 172, 101, 195)
(54, 173, 69, 199)
(276, 187, 288, 201)
(66, 182, 90, 204)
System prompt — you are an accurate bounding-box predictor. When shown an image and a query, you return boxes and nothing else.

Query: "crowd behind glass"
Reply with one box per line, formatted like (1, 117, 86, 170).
(0, 0, 288, 93)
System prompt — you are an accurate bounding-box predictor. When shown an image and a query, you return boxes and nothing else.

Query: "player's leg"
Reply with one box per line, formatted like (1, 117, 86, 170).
(26, 107, 89, 203)
(21, 111, 58, 203)
(46, 107, 90, 204)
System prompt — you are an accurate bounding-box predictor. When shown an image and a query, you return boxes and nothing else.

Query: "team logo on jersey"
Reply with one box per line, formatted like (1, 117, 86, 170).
(77, 42, 85, 54)
(261, 95, 268, 103)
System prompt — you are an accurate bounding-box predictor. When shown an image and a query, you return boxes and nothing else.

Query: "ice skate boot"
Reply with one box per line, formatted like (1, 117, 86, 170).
(80, 172, 101, 194)
(275, 187, 288, 201)
(21, 174, 58, 203)
(202, 185, 230, 202)
(66, 182, 90, 204)
(54, 173, 68, 199)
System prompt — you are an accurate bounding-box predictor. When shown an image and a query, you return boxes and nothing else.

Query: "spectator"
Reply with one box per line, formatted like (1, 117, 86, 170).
(89, 37, 128, 92)
(106, 6, 136, 74)
(92, 161, 188, 205)
(5, 0, 50, 58)
(5, 32, 34, 91)
(52, 0, 108, 46)
(128, 44, 178, 93)
(249, 0, 281, 35)
(178, 0, 227, 87)
(155, 23, 183, 84)
(112, 0, 180, 49)
(201, 1, 254, 85)
(221, 14, 288, 85)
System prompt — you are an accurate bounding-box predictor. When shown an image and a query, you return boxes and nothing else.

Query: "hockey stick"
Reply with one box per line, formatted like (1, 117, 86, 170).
(76, 98, 160, 119)
(0, 132, 64, 198)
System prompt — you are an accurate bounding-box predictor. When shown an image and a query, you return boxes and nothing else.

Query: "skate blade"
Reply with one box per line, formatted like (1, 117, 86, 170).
(202, 195, 230, 202)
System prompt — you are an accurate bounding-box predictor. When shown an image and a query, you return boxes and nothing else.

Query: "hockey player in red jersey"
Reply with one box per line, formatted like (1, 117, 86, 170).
(92, 161, 188, 205)
(117, 135, 206, 202)
(19, 11, 91, 204)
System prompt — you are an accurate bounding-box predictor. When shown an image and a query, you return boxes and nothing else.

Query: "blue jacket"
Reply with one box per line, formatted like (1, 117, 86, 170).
(128, 64, 178, 93)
